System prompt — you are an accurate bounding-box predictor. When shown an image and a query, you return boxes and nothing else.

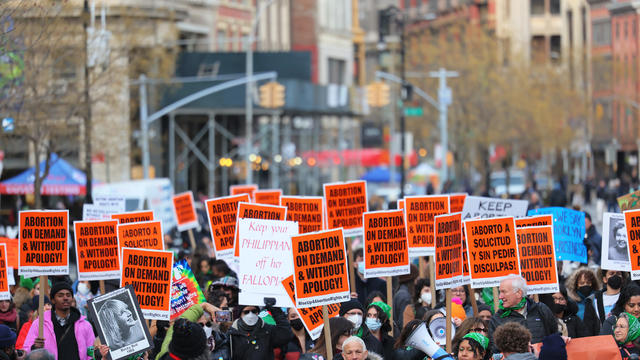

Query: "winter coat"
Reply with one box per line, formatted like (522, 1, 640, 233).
(582, 291, 607, 336)
(489, 298, 557, 347)
(393, 284, 412, 329)
(228, 306, 293, 360)
(584, 225, 602, 265)
(281, 332, 315, 360)
(565, 268, 603, 320)
(22, 309, 95, 360)
(559, 299, 590, 338)
(364, 332, 394, 360)
(600, 315, 617, 336)
(391, 346, 426, 360)
(332, 351, 383, 360)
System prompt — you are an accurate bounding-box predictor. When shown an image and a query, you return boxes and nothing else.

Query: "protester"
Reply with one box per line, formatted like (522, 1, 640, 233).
(451, 317, 490, 355)
(340, 336, 382, 360)
(437, 286, 474, 319)
(0, 300, 17, 331)
(601, 284, 640, 336)
(489, 275, 557, 345)
(208, 276, 239, 307)
(613, 312, 640, 359)
(194, 257, 213, 289)
(402, 278, 432, 327)
(391, 320, 426, 360)
(583, 269, 625, 335)
(24, 349, 54, 360)
(566, 267, 601, 320)
(364, 302, 394, 360)
(537, 333, 568, 360)
(281, 308, 314, 359)
(160, 318, 208, 360)
(457, 332, 490, 360)
(352, 249, 386, 308)
(228, 304, 292, 359)
(476, 304, 492, 323)
(73, 281, 93, 318)
(584, 212, 602, 266)
(364, 292, 385, 310)
(307, 317, 353, 360)
(392, 264, 418, 329)
(539, 284, 589, 337)
(493, 322, 535, 360)
(15, 297, 50, 351)
(340, 299, 382, 356)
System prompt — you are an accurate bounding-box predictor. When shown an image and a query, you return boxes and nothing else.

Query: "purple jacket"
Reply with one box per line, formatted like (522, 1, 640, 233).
(22, 309, 95, 360)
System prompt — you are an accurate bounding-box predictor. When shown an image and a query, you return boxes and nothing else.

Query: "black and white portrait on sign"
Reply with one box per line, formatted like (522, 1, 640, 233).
(601, 212, 631, 272)
(88, 285, 152, 360)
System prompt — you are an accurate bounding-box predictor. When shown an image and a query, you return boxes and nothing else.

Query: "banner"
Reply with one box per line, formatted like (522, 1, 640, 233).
(291, 228, 350, 308)
(172, 191, 198, 232)
(625, 210, 640, 279)
(170, 259, 206, 320)
(464, 216, 520, 288)
(281, 196, 324, 234)
(323, 181, 368, 237)
(237, 218, 297, 306)
(0, 245, 10, 300)
(121, 248, 173, 320)
(234, 202, 287, 257)
(363, 210, 410, 278)
(434, 212, 463, 290)
(619, 190, 640, 211)
(516, 214, 553, 228)
(112, 211, 154, 224)
(0, 238, 19, 269)
(205, 194, 250, 260)
(281, 275, 340, 340)
(449, 193, 467, 213)
(117, 221, 164, 256)
(254, 189, 282, 206)
(74, 220, 120, 281)
(602, 212, 631, 272)
(404, 195, 450, 256)
(461, 196, 528, 220)
(229, 184, 258, 200)
(528, 207, 586, 263)
(516, 226, 559, 294)
(19, 210, 69, 277)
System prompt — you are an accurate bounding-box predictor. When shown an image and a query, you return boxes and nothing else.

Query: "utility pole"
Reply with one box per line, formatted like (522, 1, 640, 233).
(82, 0, 93, 202)
(428, 68, 458, 191)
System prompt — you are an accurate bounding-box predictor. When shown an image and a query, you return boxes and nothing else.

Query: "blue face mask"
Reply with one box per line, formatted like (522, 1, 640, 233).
(365, 317, 382, 331)
(357, 262, 365, 274)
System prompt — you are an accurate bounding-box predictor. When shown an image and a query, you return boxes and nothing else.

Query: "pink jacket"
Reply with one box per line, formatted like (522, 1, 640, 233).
(22, 310, 95, 360)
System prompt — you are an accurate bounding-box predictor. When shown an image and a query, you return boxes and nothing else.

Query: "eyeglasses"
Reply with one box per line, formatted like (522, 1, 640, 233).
(471, 328, 488, 333)
(242, 308, 260, 315)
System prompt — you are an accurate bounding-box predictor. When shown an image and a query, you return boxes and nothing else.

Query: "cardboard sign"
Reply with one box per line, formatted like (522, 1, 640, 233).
(528, 207, 586, 263)
(205, 194, 250, 260)
(404, 195, 450, 256)
(74, 220, 120, 281)
(0, 245, 10, 300)
(229, 184, 258, 200)
(281, 196, 324, 234)
(516, 214, 553, 228)
(602, 212, 631, 273)
(233, 202, 287, 257)
(626, 210, 640, 279)
(117, 221, 164, 256)
(464, 216, 520, 288)
(254, 189, 282, 206)
(281, 275, 340, 340)
(121, 248, 173, 320)
(619, 190, 640, 211)
(461, 196, 528, 220)
(516, 226, 559, 294)
(112, 211, 154, 224)
(172, 192, 199, 232)
(363, 210, 410, 278)
(449, 193, 467, 213)
(170, 259, 205, 320)
(323, 181, 368, 237)
(18, 210, 69, 277)
(237, 219, 297, 306)
(291, 228, 350, 308)
(434, 213, 463, 290)
(0, 237, 19, 269)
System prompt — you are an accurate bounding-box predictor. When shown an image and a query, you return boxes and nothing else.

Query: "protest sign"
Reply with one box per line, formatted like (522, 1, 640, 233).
(234, 202, 287, 257)
(281, 196, 324, 234)
(363, 210, 410, 278)
(516, 214, 553, 228)
(117, 221, 164, 256)
(449, 193, 467, 213)
(112, 211, 154, 224)
(323, 181, 368, 237)
(619, 190, 640, 211)
(602, 212, 630, 272)
(516, 226, 559, 294)
(528, 207, 586, 263)
(254, 189, 282, 206)
(291, 228, 350, 308)
(434, 213, 463, 290)
(0, 245, 10, 300)
(229, 184, 258, 199)
(0, 237, 19, 269)
(404, 195, 450, 256)
(461, 224, 470, 285)
(94, 196, 126, 213)
(281, 275, 340, 340)
(83, 204, 114, 221)
(626, 210, 640, 279)
(19, 210, 69, 277)
(121, 248, 173, 320)
(464, 216, 520, 288)
(398, 199, 404, 210)
(205, 194, 250, 260)
(171, 191, 198, 232)
(461, 196, 528, 220)
(237, 218, 297, 306)
(74, 220, 120, 281)
(170, 259, 205, 320)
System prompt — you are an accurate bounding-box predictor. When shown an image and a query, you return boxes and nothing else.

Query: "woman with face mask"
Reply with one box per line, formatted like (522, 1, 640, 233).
(281, 308, 315, 359)
(400, 278, 432, 328)
(364, 302, 394, 360)
(566, 267, 601, 321)
(540, 284, 589, 338)
(228, 304, 293, 360)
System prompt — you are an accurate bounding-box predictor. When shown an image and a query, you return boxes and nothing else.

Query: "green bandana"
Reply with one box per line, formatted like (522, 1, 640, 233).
(463, 332, 489, 351)
(499, 297, 527, 318)
(370, 301, 392, 320)
(625, 312, 640, 344)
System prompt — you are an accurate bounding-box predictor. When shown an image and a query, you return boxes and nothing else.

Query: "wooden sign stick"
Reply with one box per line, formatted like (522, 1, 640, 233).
(468, 284, 478, 316)
(323, 305, 333, 360)
(387, 276, 394, 337)
(38, 275, 46, 339)
(445, 288, 452, 353)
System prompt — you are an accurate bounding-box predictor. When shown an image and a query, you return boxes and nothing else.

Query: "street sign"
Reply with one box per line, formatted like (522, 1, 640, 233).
(439, 87, 452, 106)
(404, 107, 423, 117)
(1, 118, 13, 133)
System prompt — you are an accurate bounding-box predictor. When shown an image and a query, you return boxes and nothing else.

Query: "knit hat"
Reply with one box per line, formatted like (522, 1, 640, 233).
(169, 318, 207, 358)
(538, 333, 567, 360)
(0, 325, 16, 348)
(369, 301, 391, 321)
(50, 281, 73, 299)
(451, 297, 467, 321)
(625, 312, 640, 343)
(211, 276, 238, 289)
(477, 303, 492, 314)
(30, 295, 51, 311)
(339, 299, 364, 316)
(463, 332, 489, 351)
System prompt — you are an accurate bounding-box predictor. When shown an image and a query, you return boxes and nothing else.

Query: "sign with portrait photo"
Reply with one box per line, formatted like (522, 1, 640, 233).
(602, 212, 631, 272)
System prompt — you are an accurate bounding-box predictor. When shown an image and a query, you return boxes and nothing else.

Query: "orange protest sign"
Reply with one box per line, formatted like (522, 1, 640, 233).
(281, 196, 324, 234)
(434, 213, 463, 290)
(19, 210, 69, 277)
(74, 220, 120, 281)
(234, 202, 287, 257)
(405, 195, 450, 256)
(172, 191, 198, 231)
(515, 214, 553, 228)
(229, 184, 258, 200)
(0, 238, 19, 269)
(254, 189, 282, 206)
(625, 209, 640, 280)
(363, 210, 410, 278)
(516, 225, 558, 294)
(121, 248, 173, 320)
(205, 194, 250, 260)
(398, 199, 405, 210)
(0, 245, 9, 300)
(449, 193, 467, 213)
(117, 221, 164, 256)
(461, 224, 470, 283)
(281, 275, 340, 340)
(323, 181, 368, 236)
(464, 216, 520, 288)
(111, 210, 154, 224)
(291, 228, 350, 307)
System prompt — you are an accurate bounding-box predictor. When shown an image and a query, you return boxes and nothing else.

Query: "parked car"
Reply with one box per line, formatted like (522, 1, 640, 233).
(490, 170, 526, 196)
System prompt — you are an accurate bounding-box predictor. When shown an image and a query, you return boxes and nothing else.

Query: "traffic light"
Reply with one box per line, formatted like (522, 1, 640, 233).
(367, 81, 390, 107)
(258, 81, 286, 108)
(272, 82, 285, 108)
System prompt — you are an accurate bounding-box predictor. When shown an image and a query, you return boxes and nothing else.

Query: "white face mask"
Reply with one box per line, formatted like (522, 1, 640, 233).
(346, 314, 363, 329)
(242, 312, 259, 326)
(421, 292, 432, 305)
(77, 283, 90, 295)
(203, 325, 213, 339)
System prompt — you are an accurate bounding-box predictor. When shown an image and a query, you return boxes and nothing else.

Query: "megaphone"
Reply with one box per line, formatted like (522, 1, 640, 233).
(429, 317, 455, 346)
(405, 322, 433, 353)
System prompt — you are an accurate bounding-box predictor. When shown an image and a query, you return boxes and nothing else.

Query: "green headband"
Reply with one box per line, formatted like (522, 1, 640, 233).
(369, 301, 391, 320)
(625, 312, 640, 344)
(463, 332, 489, 351)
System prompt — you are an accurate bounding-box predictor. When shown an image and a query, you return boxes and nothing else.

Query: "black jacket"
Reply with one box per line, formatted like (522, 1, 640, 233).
(228, 307, 293, 360)
(489, 298, 557, 346)
(364, 332, 394, 360)
(600, 315, 617, 336)
(355, 275, 386, 308)
(583, 291, 606, 336)
(391, 346, 426, 360)
(561, 299, 589, 338)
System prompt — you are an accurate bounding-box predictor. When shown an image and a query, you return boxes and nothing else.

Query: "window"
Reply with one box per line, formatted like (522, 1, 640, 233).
(593, 21, 612, 46)
(217, 30, 226, 51)
(531, 0, 545, 15)
(550, 35, 561, 62)
(52, 49, 77, 81)
(327, 58, 346, 84)
(531, 35, 546, 63)
(550, 0, 560, 15)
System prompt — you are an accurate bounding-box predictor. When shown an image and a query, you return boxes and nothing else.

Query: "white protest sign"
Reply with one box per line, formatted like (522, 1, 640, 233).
(94, 196, 126, 213)
(461, 196, 529, 220)
(82, 204, 113, 221)
(602, 212, 631, 272)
